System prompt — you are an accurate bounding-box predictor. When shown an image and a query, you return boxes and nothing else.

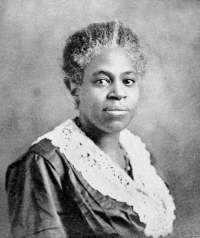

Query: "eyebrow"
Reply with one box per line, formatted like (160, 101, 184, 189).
(93, 70, 112, 78)
(93, 70, 135, 78)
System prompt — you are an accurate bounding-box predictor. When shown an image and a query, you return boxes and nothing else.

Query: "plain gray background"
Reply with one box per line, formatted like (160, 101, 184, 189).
(1, 0, 200, 237)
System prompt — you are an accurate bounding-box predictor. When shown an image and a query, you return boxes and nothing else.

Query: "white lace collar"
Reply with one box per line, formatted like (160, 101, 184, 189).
(33, 118, 175, 238)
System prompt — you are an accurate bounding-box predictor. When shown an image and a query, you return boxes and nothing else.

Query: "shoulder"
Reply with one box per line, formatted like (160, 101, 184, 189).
(30, 138, 61, 163)
(6, 138, 67, 184)
(6, 118, 77, 184)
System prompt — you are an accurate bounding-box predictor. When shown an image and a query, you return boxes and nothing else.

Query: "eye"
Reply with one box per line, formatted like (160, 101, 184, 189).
(123, 78, 136, 86)
(95, 78, 110, 86)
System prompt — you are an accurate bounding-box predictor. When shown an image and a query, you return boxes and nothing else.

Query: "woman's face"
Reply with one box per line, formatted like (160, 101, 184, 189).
(78, 47, 140, 134)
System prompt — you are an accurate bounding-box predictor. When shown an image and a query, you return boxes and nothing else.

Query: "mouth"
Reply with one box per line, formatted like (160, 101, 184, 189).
(103, 106, 129, 116)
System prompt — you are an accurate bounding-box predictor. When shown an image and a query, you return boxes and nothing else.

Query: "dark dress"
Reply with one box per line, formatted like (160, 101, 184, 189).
(5, 138, 146, 238)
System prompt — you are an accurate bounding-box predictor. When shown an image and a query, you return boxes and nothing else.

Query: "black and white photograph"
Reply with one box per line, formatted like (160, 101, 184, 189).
(1, 1, 200, 237)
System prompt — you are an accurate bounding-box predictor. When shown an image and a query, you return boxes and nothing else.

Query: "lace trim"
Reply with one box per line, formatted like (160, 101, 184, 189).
(33, 119, 175, 238)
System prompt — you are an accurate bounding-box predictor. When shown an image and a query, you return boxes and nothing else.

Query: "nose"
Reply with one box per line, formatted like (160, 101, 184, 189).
(107, 82, 127, 100)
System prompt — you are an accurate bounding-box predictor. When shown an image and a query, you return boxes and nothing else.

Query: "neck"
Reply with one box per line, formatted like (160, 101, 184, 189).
(92, 131, 120, 154)
(77, 117, 121, 157)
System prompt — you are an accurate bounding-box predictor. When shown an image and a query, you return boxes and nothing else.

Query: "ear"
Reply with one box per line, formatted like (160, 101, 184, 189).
(70, 82, 79, 95)
(71, 87, 79, 97)
(70, 83, 80, 107)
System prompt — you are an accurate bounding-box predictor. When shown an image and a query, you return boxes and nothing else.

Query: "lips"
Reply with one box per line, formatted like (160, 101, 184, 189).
(103, 106, 128, 111)
(103, 106, 129, 116)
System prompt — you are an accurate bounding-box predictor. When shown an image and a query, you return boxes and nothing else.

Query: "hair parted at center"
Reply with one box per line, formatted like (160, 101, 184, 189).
(62, 20, 147, 92)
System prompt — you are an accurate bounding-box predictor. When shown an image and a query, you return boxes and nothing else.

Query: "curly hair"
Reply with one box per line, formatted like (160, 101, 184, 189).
(62, 20, 146, 93)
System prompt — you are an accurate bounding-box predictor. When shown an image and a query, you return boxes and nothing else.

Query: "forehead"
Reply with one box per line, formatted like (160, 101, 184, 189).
(84, 47, 135, 76)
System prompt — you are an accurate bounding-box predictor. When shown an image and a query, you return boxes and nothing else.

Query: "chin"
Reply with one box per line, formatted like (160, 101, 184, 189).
(102, 119, 131, 134)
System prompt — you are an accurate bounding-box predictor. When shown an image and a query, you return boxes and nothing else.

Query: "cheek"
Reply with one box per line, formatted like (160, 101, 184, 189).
(79, 89, 101, 112)
(129, 88, 140, 105)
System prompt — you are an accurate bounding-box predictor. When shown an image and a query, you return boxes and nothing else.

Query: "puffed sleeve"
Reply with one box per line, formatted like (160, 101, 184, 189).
(5, 151, 67, 238)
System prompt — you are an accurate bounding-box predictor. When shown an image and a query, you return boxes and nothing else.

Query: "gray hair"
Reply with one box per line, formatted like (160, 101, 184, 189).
(62, 20, 146, 93)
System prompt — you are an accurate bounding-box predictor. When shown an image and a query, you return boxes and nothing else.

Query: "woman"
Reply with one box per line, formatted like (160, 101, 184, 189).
(5, 21, 175, 238)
